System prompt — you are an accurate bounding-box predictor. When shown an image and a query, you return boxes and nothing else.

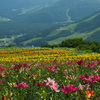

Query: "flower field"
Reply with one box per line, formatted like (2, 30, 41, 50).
(0, 47, 100, 100)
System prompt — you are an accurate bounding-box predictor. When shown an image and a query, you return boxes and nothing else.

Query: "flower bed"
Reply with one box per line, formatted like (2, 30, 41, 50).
(0, 48, 100, 99)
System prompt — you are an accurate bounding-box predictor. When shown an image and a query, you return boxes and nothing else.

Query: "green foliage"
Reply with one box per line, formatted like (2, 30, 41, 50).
(41, 44, 52, 48)
(41, 38, 100, 53)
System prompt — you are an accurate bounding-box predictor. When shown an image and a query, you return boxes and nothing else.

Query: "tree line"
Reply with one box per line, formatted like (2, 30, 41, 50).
(41, 38, 100, 53)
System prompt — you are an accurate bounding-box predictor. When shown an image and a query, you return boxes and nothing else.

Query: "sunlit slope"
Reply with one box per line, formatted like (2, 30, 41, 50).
(22, 11, 100, 46)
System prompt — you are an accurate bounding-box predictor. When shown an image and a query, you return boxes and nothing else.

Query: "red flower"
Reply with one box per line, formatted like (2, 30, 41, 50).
(34, 81, 46, 87)
(13, 80, 29, 89)
(76, 60, 85, 66)
(23, 63, 28, 66)
(11, 64, 22, 70)
(60, 83, 70, 94)
(60, 83, 78, 94)
(85, 91, 96, 98)
(0, 67, 4, 71)
(2, 95, 10, 100)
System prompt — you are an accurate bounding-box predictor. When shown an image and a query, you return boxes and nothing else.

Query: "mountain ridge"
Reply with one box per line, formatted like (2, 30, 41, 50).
(0, 0, 100, 46)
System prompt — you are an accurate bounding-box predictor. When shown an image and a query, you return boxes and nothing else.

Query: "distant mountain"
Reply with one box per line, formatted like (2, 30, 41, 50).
(21, 0, 100, 23)
(0, 0, 59, 19)
(1, 0, 100, 46)
(17, 11, 100, 46)
(1, 0, 100, 22)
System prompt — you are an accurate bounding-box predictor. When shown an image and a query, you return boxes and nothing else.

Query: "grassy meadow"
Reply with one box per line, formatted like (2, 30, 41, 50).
(0, 47, 100, 100)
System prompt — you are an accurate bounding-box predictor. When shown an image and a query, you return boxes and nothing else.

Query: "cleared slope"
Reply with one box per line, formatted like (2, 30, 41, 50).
(22, 11, 100, 46)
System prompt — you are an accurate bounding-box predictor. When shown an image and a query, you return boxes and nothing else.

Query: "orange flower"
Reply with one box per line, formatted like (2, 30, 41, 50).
(2, 95, 10, 100)
(85, 91, 96, 98)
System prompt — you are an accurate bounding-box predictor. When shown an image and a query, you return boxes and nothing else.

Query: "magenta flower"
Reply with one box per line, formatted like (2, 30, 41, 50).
(46, 66, 57, 72)
(23, 63, 28, 66)
(60, 83, 70, 94)
(11, 65, 16, 70)
(0, 80, 3, 84)
(34, 81, 46, 87)
(97, 60, 100, 64)
(68, 84, 79, 92)
(19, 82, 29, 88)
(86, 62, 95, 67)
(13, 80, 29, 89)
(49, 60, 54, 65)
(17, 64, 22, 69)
(0, 67, 4, 71)
(11, 64, 22, 70)
(66, 61, 73, 65)
(76, 60, 85, 66)
(78, 74, 100, 84)
(60, 83, 78, 94)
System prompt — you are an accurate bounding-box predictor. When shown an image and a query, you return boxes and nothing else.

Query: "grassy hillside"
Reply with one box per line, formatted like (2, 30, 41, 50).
(20, 11, 100, 46)
(1, 0, 100, 37)
(1, 11, 100, 47)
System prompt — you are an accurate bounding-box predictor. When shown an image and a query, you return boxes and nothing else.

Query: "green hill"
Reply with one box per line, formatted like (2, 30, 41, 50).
(19, 11, 100, 46)
(1, 0, 100, 46)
